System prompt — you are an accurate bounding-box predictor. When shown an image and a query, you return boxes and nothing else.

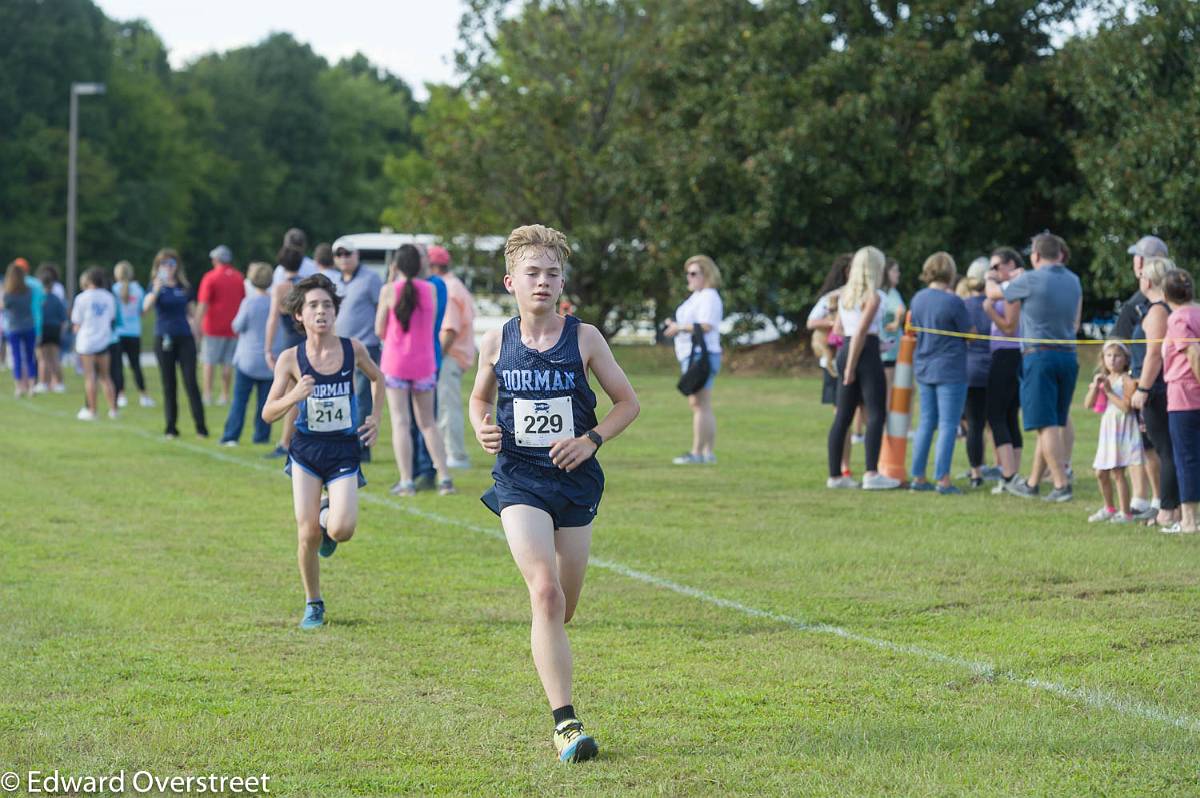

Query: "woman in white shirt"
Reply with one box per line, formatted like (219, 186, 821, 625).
(664, 255, 723, 465)
(827, 246, 899, 490)
(71, 267, 119, 420)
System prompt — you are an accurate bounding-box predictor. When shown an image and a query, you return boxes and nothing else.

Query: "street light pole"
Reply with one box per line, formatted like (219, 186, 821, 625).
(66, 81, 105, 303)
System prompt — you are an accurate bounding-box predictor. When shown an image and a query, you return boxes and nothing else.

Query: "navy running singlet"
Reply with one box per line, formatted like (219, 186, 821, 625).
(294, 337, 359, 439)
(494, 315, 599, 469)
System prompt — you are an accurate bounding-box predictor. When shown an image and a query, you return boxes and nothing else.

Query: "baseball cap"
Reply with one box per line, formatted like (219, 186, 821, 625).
(427, 245, 451, 267)
(1127, 235, 1168, 258)
(331, 236, 357, 254)
(208, 244, 233, 263)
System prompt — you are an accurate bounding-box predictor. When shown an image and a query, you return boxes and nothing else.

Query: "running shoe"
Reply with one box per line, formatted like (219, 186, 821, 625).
(862, 473, 901, 490)
(991, 475, 1017, 495)
(1132, 506, 1158, 521)
(76, 407, 96, 421)
(107, 409, 119, 420)
(117, 394, 128, 408)
(51, 384, 67, 393)
(969, 477, 984, 489)
(1109, 512, 1135, 524)
(1088, 507, 1116, 523)
(851, 434, 865, 445)
(33, 383, 48, 394)
(826, 476, 859, 489)
(980, 465, 1005, 481)
(1003, 478, 1039, 499)
(909, 480, 935, 492)
(702, 453, 717, 464)
(318, 497, 337, 558)
(553, 719, 598, 763)
(936, 484, 963, 496)
(437, 479, 457, 496)
(139, 395, 156, 407)
(390, 480, 416, 497)
(1043, 485, 1073, 503)
(220, 440, 238, 447)
(264, 445, 288, 459)
(299, 600, 325, 629)
(672, 452, 704, 465)
(414, 474, 436, 492)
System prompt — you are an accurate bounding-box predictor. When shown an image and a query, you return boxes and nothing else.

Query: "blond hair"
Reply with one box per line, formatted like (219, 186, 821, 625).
(504, 224, 571, 274)
(113, 260, 135, 302)
(1099, 341, 1131, 377)
(920, 252, 956, 286)
(1142, 256, 1176, 290)
(840, 246, 885, 311)
(684, 255, 722, 290)
(247, 261, 273, 290)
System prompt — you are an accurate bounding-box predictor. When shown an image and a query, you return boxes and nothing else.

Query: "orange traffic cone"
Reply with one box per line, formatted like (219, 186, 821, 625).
(879, 316, 915, 481)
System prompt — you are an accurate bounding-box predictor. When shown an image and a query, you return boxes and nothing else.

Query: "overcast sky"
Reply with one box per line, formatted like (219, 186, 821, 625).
(96, 0, 465, 100)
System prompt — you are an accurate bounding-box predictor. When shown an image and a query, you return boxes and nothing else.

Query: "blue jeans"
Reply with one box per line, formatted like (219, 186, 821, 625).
(911, 381, 968, 481)
(221, 369, 273, 444)
(412, 359, 440, 479)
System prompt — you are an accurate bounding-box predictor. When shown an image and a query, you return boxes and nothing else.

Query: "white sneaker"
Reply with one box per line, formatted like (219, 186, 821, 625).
(826, 476, 859, 489)
(221, 440, 238, 448)
(117, 394, 129, 408)
(76, 407, 96, 421)
(33, 383, 48, 394)
(851, 434, 865, 445)
(1109, 512, 1134, 524)
(51, 383, 67, 394)
(216, 397, 228, 406)
(862, 473, 901, 490)
(1088, 507, 1116, 523)
(139, 395, 155, 407)
(107, 409, 119, 420)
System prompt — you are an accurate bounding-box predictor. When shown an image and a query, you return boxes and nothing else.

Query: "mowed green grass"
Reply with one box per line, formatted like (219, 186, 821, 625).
(2, 347, 1199, 797)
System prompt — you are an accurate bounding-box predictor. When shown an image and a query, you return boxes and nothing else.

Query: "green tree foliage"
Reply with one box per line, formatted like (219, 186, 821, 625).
(0, 5, 420, 284)
(1058, 0, 1200, 296)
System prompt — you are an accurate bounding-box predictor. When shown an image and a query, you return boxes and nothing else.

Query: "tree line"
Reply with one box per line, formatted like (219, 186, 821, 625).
(3, 0, 1196, 339)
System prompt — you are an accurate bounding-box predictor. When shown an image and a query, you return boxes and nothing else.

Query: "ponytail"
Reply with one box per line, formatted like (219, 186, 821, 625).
(396, 278, 419, 331)
(391, 244, 423, 333)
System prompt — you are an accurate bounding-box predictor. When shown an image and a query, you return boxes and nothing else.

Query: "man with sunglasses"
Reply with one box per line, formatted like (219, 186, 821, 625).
(332, 237, 384, 462)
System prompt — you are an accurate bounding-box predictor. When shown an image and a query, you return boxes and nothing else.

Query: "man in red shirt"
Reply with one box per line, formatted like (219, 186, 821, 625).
(196, 244, 246, 406)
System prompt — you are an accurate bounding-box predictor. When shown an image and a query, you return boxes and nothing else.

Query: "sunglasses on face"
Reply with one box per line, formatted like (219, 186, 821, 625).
(335, 250, 354, 258)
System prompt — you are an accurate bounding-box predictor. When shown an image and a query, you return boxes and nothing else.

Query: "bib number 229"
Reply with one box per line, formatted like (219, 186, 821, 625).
(513, 396, 574, 447)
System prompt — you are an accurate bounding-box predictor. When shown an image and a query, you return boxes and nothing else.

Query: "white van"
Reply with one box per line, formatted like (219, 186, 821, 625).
(334, 231, 506, 288)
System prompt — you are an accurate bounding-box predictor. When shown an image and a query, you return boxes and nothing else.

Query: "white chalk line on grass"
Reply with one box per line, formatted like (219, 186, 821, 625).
(18, 401, 1200, 735)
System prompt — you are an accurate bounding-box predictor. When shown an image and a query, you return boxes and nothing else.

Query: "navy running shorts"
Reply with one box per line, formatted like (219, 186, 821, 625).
(285, 434, 366, 487)
(482, 454, 604, 529)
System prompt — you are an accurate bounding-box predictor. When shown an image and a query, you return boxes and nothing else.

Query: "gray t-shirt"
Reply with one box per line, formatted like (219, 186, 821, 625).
(231, 293, 274, 381)
(1003, 264, 1082, 352)
(910, 287, 970, 385)
(334, 265, 384, 349)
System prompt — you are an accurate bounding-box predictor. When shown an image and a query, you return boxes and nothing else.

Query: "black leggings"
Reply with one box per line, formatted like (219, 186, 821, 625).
(986, 348, 1023, 450)
(110, 336, 146, 395)
(1142, 389, 1179, 510)
(155, 334, 207, 436)
(965, 386, 987, 468)
(828, 336, 886, 477)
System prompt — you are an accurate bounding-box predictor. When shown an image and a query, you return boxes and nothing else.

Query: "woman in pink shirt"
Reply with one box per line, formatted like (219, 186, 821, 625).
(1163, 269, 1200, 533)
(376, 245, 454, 496)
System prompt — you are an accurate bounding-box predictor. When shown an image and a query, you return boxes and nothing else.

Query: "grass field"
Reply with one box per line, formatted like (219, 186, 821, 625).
(2, 348, 1198, 797)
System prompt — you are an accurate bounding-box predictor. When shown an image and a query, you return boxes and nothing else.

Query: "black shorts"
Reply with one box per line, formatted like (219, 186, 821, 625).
(482, 454, 604, 529)
(284, 434, 366, 487)
(40, 325, 61, 347)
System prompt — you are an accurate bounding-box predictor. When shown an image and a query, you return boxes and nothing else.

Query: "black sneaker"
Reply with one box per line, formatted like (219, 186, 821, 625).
(1004, 478, 1039, 499)
(969, 476, 984, 489)
(1043, 485, 1073, 503)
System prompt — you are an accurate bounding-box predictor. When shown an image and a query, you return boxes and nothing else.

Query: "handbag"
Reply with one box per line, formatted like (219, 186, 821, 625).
(676, 327, 712, 396)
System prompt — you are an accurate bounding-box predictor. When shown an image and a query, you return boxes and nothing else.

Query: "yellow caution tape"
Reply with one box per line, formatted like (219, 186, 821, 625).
(904, 325, 1200, 346)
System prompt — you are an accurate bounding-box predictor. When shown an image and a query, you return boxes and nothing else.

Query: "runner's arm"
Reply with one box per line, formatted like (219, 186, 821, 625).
(352, 338, 384, 447)
(579, 323, 639, 444)
(261, 348, 308, 423)
(469, 329, 502, 454)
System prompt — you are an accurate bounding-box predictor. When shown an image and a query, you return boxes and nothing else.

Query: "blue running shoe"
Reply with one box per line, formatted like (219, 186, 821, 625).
(553, 719, 599, 763)
(318, 496, 336, 558)
(300, 600, 325, 629)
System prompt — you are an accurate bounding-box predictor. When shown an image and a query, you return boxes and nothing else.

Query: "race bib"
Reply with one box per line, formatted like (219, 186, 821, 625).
(513, 396, 574, 447)
(307, 396, 352, 433)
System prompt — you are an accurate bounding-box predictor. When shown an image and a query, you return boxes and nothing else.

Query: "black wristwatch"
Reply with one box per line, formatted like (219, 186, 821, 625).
(584, 429, 604, 451)
(1135, 385, 1150, 394)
